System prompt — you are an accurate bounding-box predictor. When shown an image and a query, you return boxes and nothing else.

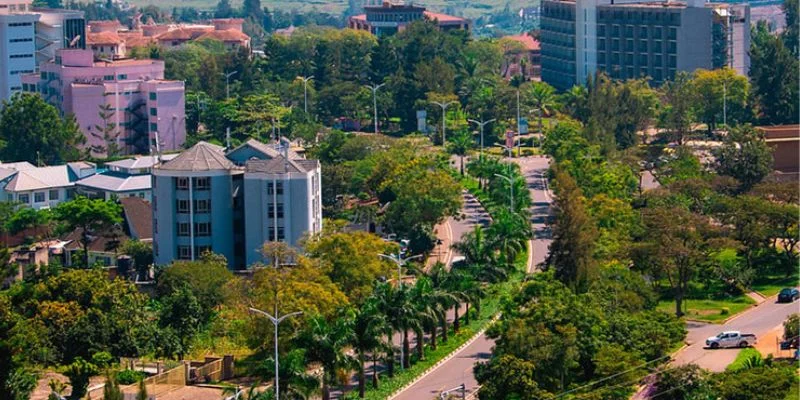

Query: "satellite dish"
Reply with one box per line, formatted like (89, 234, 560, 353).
(68, 35, 82, 48)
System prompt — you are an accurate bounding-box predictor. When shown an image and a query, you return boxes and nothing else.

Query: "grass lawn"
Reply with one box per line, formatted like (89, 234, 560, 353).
(752, 271, 800, 297)
(657, 296, 756, 323)
(725, 347, 761, 372)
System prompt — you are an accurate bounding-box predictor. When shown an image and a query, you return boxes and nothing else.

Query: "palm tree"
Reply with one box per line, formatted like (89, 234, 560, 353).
(254, 349, 319, 400)
(447, 130, 474, 175)
(560, 85, 589, 123)
(351, 299, 389, 398)
(528, 82, 559, 134)
(392, 284, 421, 369)
(297, 313, 356, 400)
(371, 282, 398, 377)
(487, 209, 532, 269)
(425, 263, 453, 345)
(410, 276, 454, 360)
(452, 226, 497, 271)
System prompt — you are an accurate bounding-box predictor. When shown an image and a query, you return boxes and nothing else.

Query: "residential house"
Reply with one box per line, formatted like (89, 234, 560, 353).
(75, 154, 177, 201)
(502, 32, 541, 80)
(348, 2, 470, 36)
(0, 161, 96, 209)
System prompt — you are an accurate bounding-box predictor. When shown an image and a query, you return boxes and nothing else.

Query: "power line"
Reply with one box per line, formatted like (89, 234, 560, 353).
(555, 355, 671, 397)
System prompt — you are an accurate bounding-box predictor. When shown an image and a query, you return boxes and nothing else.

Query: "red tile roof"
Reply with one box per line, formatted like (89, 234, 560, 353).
(423, 11, 467, 24)
(196, 29, 250, 43)
(87, 31, 123, 45)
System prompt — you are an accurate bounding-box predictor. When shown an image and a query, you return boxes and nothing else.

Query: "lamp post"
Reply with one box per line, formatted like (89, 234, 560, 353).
(378, 251, 422, 369)
(249, 307, 302, 400)
(496, 143, 513, 158)
(431, 100, 457, 145)
(516, 89, 521, 157)
(365, 83, 386, 135)
(494, 172, 514, 211)
(440, 383, 467, 400)
(467, 118, 496, 157)
(298, 75, 313, 114)
(223, 70, 238, 100)
(722, 79, 727, 131)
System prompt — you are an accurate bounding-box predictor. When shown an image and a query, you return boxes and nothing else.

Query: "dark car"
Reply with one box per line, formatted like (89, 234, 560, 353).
(778, 288, 799, 303)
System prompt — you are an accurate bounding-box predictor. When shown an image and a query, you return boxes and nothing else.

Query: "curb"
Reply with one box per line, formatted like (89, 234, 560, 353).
(387, 315, 501, 400)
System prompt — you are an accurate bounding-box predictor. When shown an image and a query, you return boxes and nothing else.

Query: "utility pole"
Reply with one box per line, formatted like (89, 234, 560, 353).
(431, 100, 457, 145)
(298, 75, 313, 114)
(494, 172, 514, 211)
(365, 83, 386, 135)
(223, 70, 238, 100)
(468, 118, 496, 157)
(722, 79, 727, 131)
(378, 251, 422, 369)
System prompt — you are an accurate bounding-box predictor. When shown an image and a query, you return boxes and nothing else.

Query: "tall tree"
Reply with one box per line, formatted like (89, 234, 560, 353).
(53, 197, 121, 268)
(214, 0, 234, 18)
(749, 31, 800, 124)
(660, 72, 696, 145)
(297, 312, 356, 400)
(546, 169, 598, 292)
(351, 299, 388, 397)
(0, 93, 85, 165)
(713, 125, 773, 192)
(91, 104, 121, 158)
(692, 68, 749, 132)
(526, 81, 558, 134)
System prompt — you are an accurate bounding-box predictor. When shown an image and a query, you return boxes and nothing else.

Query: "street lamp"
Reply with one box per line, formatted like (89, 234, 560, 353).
(430, 100, 457, 145)
(224, 386, 244, 400)
(378, 251, 423, 369)
(365, 82, 386, 135)
(440, 383, 467, 400)
(223, 70, 238, 100)
(494, 172, 514, 211)
(722, 79, 727, 131)
(516, 89, 521, 158)
(298, 75, 313, 114)
(249, 307, 302, 400)
(496, 143, 513, 158)
(467, 118, 496, 157)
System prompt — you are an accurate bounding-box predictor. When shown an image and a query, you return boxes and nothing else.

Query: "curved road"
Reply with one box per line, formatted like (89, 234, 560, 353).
(393, 156, 553, 400)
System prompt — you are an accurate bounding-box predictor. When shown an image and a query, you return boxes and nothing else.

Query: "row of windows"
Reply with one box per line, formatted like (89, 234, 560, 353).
(267, 203, 284, 219)
(267, 227, 285, 241)
(14, 190, 60, 204)
(177, 222, 211, 237)
(175, 177, 211, 190)
(8, 22, 32, 27)
(176, 198, 212, 213)
(177, 245, 211, 260)
(9, 54, 32, 59)
(9, 38, 32, 43)
(10, 70, 32, 75)
(266, 181, 283, 195)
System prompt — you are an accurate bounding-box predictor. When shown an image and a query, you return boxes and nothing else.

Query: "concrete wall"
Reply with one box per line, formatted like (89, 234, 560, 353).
(677, 7, 713, 74)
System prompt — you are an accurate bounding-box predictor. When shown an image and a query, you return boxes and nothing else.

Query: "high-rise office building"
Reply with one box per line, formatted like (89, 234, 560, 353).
(0, 0, 39, 101)
(541, 0, 750, 90)
(151, 139, 322, 270)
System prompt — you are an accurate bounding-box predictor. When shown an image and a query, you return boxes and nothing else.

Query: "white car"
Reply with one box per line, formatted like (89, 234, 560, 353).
(706, 331, 757, 349)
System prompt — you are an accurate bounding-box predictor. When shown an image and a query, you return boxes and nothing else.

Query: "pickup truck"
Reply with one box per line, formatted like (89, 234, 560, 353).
(706, 331, 757, 349)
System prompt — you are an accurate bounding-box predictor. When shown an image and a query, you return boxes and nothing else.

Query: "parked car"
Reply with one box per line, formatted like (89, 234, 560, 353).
(777, 288, 799, 303)
(706, 331, 757, 349)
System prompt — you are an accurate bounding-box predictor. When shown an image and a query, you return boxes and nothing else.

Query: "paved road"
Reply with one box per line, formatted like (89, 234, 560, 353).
(394, 156, 553, 400)
(673, 294, 800, 371)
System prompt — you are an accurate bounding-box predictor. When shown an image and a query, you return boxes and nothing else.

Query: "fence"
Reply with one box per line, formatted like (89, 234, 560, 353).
(120, 363, 186, 399)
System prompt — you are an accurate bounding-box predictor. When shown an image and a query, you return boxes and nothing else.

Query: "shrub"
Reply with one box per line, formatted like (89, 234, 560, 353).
(116, 369, 146, 385)
(720, 307, 730, 315)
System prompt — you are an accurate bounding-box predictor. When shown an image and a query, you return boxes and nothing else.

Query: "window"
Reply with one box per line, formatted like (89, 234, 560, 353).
(149, 107, 157, 116)
(276, 182, 283, 195)
(268, 226, 285, 241)
(149, 92, 157, 100)
(277, 203, 284, 219)
(48, 190, 59, 200)
(195, 199, 211, 213)
(178, 246, 191, 260)
(103, 75, 114, 81)
(117, 74, 127, 80)
(150, 122, 158, 131)
(154, 219, 158, 234)
(177, 222, 190, 236)
(177, 199, 190, 213)
(19, 194, 29, 203)
(268, 203, 284, 218)
(195, 222, 211, 237)
(175, 177, 189, 189)
(34, 192, 44, 202)
(194, 245, 211, 258)
(194, 177, 210, 190)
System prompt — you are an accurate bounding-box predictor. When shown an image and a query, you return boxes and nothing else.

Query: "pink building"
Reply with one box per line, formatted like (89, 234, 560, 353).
(21, 49, 185, 155)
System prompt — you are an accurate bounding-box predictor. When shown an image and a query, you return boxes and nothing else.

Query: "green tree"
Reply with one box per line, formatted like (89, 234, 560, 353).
(214, 0, 234, 18)
(304, 228, 396, 304)
(119, 240, 153, 281)
(0, 93, 85, 165)
(692, 68, 749, 132)
(63, 357, 99, 399)
(713, 125, 773, 192)
(158, 285, 203, 359)
(156, 252, 233, 321)
(526, 81, 558, 134)
(351, 299, 388, 396)
(447, 130, 473, 175)
(53, 197, 121, 268)
(783, 313, 799, 341)
(90, 104, 121, 158)
(749, 30, 800, 124)
(660, 72, 696, 145)
(474, 354, 553, 400)
(547, 169, 598, 293)
(297, 312, 356, 400)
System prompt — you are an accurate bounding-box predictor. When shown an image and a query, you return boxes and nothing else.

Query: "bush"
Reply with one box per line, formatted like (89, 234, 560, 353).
(720, 307, 730, 315)
(116, 369, 146, 385)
